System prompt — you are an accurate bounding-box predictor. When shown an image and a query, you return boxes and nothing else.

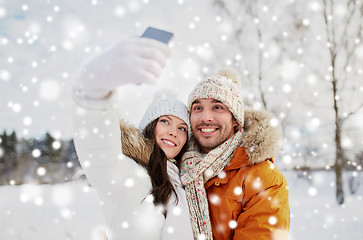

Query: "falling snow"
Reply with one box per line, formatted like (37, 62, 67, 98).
(0, 0, 362, 239)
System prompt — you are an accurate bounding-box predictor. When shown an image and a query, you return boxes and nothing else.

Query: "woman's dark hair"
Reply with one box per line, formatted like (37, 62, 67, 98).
(142, 118, 188, 215)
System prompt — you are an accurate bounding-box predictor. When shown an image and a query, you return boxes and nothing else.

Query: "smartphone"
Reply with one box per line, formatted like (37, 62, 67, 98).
(141, 27, 174, 44)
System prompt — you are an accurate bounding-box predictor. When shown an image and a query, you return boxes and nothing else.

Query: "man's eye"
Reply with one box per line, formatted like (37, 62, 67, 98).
(214, 105, 223, 110)
(193, 106, 202, 111)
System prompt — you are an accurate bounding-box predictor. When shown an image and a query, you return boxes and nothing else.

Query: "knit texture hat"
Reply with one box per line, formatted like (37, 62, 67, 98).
(187, 67, 244, 128)
(139, 97, 190, 133)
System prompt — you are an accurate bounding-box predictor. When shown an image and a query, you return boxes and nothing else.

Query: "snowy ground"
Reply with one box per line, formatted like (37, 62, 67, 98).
(0, 171, 362, 240)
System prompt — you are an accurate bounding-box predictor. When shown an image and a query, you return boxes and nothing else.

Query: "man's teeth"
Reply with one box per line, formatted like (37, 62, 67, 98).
(163, 140, 176, 146)
(201, 128, 216, 133)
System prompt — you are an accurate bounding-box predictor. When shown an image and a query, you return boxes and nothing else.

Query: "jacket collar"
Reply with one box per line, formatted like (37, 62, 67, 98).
(223, 147, 275, 171)
(120, 120, 153, 167)
(238, 108, 283, 165)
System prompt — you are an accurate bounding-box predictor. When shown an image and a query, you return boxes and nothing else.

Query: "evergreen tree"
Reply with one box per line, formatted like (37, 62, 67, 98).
(67, 139, 80, 166)
(0, 131, 18, 184)
(39, 132, 63, 164)
(0, 131, 7, 184)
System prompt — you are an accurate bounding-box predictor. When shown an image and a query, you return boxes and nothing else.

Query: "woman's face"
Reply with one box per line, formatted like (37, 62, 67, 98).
(154, 115, 188, 159)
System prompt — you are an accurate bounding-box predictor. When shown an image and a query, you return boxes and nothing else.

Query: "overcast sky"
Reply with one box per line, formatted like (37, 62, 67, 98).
(0, 0, 219, 139)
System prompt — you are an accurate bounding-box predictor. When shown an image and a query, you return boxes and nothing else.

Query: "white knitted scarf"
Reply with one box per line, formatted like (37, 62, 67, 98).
(180, 130, 243, 239)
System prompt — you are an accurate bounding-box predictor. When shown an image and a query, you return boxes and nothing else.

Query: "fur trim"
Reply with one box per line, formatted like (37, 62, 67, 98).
(241, 108, 283, 165)
(120, 120, 153, 167)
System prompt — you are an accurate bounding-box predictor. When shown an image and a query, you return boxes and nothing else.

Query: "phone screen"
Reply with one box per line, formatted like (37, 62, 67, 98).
(141, 27, 174, 44)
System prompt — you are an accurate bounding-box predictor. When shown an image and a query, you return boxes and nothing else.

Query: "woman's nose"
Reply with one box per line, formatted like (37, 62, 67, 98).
(168, 127, 177, 137)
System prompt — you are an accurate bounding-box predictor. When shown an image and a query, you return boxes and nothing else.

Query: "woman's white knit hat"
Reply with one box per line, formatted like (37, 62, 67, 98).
(139, 97, 190, 133)
(187, 67, 244, 127)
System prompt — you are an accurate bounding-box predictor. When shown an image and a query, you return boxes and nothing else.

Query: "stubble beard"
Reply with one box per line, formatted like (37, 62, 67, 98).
(192, 124, 228, 153)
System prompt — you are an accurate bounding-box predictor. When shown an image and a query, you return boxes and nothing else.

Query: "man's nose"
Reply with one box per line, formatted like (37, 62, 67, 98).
(201, 109, 214, 122)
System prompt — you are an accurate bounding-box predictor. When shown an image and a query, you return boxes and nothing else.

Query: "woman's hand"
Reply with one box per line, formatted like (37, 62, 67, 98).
(75, 37, 171, 99)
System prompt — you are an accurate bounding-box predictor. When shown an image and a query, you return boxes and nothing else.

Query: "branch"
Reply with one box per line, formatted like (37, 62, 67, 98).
(340, 0, 358, 89)
(339, 102, 363, 128)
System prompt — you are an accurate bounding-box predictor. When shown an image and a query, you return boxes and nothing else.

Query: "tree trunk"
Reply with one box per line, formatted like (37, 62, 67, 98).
(257, 29, 267, 109)
(334, 141, 345, 205)
(332, 75, 345, 205)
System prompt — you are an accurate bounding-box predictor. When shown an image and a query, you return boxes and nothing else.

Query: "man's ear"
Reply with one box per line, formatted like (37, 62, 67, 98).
(232, 117, 239, 131)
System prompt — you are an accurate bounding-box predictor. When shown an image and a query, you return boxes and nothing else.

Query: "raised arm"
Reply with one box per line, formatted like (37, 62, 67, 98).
(72, 36, 171, 238)
(73, 36, 170, 195)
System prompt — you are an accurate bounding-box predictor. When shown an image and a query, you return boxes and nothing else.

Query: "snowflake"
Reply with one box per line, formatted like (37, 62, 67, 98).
(309, 1, 322, 11)
(218, 171, 226, 179)
(32, 149, 41, 158)
(252, 177, 262, 189)
(234, 187, 242, 195)
(283, 155, 292, 164)
(114, 6, 126, 17)
(209, 194, 221, 205)
(34, 197, 44, 206)
(52, 140, 61, 150)
(204, 168, 214, 179)
(37, 167, 47, 176)
(42, 79, 62, 99)
(0, 69, 11, 82)
(20, 193, 30, 203)
(61, 208, 73, 219)
(52, 185, 73, 206)
(270, 117, 279, 127)
(303, 18, 310, 26)
(268, 216, 277, 225)
(283, 84, 292, 93)
(167, 226, 174, 234)
(124, 178, 134, 188)
(121, 221, 129, 229)
(197, 234, 207, 240)
(172, 206, 182, 216)
(311, 118, 320, 127)
(83, 185, 90, 193)
(229, 220, 237, 229)
(0, 7, 6, 18)
(308, 187, 317, 197)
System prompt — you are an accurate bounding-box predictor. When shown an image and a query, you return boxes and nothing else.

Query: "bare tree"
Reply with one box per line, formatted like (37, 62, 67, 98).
(319, 0, 363, 204)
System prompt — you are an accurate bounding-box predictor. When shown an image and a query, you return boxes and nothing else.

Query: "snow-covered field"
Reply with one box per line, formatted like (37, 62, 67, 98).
(0, 171, 362, 240)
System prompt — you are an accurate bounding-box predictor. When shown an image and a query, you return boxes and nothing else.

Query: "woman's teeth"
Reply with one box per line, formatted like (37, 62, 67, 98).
(163, 139, 176, 146)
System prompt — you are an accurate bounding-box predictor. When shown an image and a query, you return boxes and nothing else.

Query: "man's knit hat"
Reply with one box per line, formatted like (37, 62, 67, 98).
(139, 96, 190, 133)
(187, 67, 244, 127)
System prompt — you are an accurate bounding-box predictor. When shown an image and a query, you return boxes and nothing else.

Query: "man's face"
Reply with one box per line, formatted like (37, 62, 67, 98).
(190, 98, 238, 153)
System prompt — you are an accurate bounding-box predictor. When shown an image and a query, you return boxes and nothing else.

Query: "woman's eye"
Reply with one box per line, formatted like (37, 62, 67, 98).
(193, 106, 202, 111)
(179, 127, 187, 132)
(160, 119, 168, 124)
